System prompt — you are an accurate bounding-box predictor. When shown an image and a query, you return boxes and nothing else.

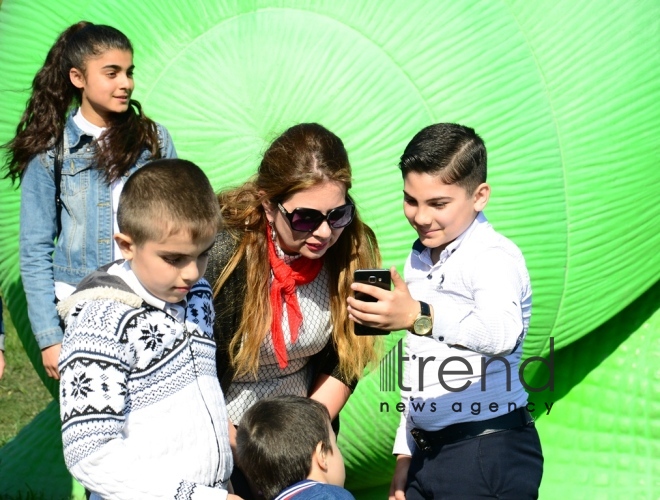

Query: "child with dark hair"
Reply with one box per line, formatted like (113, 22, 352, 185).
(349, 123, 543, 499)
(3, 21, 176, 379)
(57, 159, 236, 499)
(237, 395, 354, 500)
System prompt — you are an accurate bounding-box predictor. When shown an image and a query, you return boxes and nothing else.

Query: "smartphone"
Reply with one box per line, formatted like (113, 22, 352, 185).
(353, 269, 392, 335)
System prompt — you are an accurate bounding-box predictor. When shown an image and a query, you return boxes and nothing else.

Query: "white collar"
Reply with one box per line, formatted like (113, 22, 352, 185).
(421, 212, 488, 266)
(73, 108, 106, 139)
(111, 261, 187, 322)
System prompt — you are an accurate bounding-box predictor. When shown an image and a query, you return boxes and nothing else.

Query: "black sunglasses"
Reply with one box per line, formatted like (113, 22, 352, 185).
(277, 201, 355, 232)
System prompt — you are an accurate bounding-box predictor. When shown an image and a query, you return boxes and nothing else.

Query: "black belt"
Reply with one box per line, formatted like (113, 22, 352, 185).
(410, 407, 534, 453)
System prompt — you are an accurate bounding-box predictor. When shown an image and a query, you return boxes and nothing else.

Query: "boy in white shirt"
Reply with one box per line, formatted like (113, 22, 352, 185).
(348, 123, 543, 499)
(58, 159, 239, 499)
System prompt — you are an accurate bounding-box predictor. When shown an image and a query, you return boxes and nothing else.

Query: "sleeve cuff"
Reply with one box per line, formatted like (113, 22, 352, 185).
(34, 328, 64, 350)
(392, 418, 413, 456)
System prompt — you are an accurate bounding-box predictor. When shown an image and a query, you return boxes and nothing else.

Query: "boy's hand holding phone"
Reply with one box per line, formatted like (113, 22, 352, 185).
(348, 266, 428, 334)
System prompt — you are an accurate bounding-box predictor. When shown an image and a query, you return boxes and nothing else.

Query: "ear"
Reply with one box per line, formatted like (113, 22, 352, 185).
(114, 232, 136, 261)
(313, 441, 328, 471)
(69, 67, 86, 89)
(261, 199, 276, 224)
(472, 183, 491, 212)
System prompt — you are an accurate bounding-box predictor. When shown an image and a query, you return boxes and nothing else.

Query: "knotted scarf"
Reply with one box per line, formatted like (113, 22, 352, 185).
(267, 228, 324, 368)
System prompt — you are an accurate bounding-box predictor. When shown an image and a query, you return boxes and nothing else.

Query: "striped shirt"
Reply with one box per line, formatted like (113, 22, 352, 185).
(274, 480, 355, 499)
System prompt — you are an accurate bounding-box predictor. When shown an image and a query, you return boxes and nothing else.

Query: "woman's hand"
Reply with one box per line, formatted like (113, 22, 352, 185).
(347, 267, 421, 332)
(389, 454, 411, 500)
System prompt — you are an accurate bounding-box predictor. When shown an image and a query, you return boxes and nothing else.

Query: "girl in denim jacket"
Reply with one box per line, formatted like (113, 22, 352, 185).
(2, 21, 177, 379)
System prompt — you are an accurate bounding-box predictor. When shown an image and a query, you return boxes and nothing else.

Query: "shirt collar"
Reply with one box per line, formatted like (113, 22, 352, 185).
(413, 212, 489, 266)
(72, 108, 106, 139)
(112, 261, 187, 322)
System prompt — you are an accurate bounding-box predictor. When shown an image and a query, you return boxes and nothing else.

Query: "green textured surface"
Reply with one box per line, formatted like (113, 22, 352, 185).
(0, 400, 80, 499)
(0, 0, 659, 498)
(532, 281, 660, 498)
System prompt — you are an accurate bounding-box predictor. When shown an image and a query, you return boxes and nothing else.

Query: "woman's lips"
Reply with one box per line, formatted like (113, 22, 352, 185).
(306, 241, 328, 251)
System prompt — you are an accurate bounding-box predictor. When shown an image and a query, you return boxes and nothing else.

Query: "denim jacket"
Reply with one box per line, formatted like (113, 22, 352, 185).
(19, 111, 177, 349)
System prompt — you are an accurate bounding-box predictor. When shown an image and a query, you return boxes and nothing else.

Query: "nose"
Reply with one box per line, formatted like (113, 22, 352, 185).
(413, 205, 433, 227)
(311, 219, 333, 239)
(119, 72, 133, 90)
(181, 261, 201, 284)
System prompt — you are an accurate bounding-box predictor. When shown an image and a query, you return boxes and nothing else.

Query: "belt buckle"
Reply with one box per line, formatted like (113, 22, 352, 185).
(410, 428, 433, 454)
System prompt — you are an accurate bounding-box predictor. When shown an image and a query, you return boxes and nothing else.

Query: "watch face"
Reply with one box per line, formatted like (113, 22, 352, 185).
(413, 316, 433, 335)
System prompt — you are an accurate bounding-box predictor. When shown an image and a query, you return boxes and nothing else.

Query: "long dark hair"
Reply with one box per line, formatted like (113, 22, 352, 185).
(2, 21, 161, 183)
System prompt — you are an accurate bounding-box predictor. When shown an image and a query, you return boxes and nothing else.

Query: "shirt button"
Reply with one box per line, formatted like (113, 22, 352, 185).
(438, 337, 444, 341)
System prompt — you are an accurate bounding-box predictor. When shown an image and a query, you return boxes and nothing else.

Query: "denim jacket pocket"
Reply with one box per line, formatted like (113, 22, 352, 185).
(60, 157, 93, 197)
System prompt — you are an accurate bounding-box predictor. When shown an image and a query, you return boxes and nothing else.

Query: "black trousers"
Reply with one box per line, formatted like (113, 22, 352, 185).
(406, 423, 543, 499)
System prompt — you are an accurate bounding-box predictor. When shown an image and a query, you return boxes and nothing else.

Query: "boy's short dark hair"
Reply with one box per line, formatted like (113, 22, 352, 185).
(117, 159, 220, 245)
(236, 396, 333, 500)
(399, 123, 487, 195)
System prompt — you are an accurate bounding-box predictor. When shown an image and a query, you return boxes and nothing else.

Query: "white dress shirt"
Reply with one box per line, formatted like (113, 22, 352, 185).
(393, 212, 532, 456)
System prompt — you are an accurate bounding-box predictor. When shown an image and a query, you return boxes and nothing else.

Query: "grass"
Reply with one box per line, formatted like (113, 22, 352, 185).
(0, 296, 53, 447)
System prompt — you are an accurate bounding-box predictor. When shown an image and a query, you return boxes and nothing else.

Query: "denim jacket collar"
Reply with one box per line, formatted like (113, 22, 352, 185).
(64, 108, 94, 149)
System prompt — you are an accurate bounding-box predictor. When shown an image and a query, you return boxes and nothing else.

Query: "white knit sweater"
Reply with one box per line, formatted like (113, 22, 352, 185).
(58, 265, 232, 499)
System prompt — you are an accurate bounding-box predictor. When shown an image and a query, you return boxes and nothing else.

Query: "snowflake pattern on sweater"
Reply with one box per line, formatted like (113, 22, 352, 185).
(59, 273, 232, 500)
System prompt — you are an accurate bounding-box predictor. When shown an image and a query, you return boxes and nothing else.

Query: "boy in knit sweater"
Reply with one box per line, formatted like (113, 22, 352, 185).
(58, 159, 238, 499)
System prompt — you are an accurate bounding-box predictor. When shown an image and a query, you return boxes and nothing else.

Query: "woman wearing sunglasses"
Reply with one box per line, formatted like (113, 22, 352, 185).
(205, 122, 380, 497)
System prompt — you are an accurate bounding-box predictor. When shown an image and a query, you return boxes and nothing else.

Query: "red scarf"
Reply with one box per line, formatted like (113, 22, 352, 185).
(267, 228, 324, 369)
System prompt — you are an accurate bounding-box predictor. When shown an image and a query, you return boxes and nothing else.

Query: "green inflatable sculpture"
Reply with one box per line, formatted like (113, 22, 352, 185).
(1, 1, 658, 498)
